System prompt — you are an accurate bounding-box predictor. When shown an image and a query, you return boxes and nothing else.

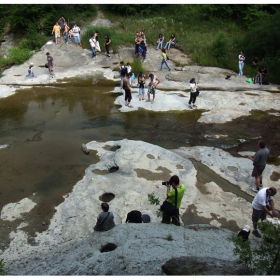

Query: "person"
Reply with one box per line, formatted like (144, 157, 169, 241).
(134, 32, 141, 56)
(63, 22, 69, 44)
(126, 62, 132, 85)
(57, 17, 65, 36)
(161, 175, 185, 226)
(46, 52, 55, 78)
(125, 210, 151, 223)
(251, 187, 277, 238)
(119, 61, 127, 90)
(237, 225, 251, 242)
(68, 28, 73, 39)
(189, 78, 198, 109)
(72, 23, 81, 47)
(89, 34, 97, 59)
(238, 51, 245, 76)
(146, 73, 160, 104)
(159, 48, 171, 71)
(138, 72, 146, 101)
(140, 42, 147, 62)
(254, 66, 267, 85)
(94, 202, 115, 232)
(123, 72, 133, 108)
(248, 140, 269, 192)
(52, 22, 61, 45)
(95, 31, 101, 52)
(251, 56, 259, 68)
(104, 34, 111, 57)
(165, 33, 176, 50)
(26, 62, 35, 78)
(140, 29, 147, 52)
(156, 33, 164, 50)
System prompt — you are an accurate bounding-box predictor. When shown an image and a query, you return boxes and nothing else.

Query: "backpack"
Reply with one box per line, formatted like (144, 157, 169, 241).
(120, 66, 127, 76)
(125, 210, 142, 223)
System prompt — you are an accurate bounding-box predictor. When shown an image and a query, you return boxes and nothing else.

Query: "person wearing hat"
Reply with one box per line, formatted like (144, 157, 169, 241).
(237, 225, 251, 242)
(26, 62, 35, 78)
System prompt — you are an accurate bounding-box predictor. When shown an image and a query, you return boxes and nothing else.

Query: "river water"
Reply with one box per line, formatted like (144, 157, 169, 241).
(0, 78, 280, 239)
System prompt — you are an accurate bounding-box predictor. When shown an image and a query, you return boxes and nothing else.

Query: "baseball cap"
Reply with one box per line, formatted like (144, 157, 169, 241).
(243, 225, 250, 232)
(142, 214, 150, 223)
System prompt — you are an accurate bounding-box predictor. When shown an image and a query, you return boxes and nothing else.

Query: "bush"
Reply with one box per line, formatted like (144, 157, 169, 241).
(0, 259, 7, 275)
(230, 221, 280, 275)
(7, 47, 33, 65)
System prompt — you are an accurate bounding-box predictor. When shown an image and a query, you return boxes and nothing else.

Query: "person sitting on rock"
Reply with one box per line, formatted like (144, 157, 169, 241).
(125, 210, 151, 223)
(254, 66, 267, 85)
(94, 202, 115, 232)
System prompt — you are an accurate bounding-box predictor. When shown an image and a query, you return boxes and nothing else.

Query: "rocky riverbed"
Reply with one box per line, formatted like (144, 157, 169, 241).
(0, 19, 280, 275)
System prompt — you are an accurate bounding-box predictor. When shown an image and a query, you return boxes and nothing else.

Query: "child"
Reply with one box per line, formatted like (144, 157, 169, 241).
(26, 63, 35, 78)
(126, 62, 132, 85)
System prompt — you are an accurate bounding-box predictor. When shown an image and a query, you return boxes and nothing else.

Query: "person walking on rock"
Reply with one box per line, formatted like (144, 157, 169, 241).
(146, 73, 160, 104)
(248, 140, 269, 192)
(89, 34, 97, 59)
(159, 48, 171, 71)
(104, 34, 111, 57)
(251, 187, 277, 238)
(63, 22, 69, 44)
(189, 78, 198, 109)
(52, 22, 61, 44)
(123, 72, 133, 108)
(238, 50, 245, 76)
(46, 52, 55, 78)
(94, 202, 115, 232)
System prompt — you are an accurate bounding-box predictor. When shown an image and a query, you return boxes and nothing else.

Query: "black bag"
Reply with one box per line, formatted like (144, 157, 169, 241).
(166, 56, 170, 60)
(195, 90, 200, 97)
(94, 212, 110, 231)
(160, 188, 178, 216)
(126, 210, 142, 223)
(45, 63, 48, 68)
(120, 66, 127, 76)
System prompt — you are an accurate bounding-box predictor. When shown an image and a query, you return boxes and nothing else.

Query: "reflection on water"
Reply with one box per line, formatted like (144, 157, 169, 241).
(0, 78, 280, 236)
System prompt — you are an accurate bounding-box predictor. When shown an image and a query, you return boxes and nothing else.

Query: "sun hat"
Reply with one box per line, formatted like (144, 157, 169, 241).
(243, 225, 250, 232)
(142, 214, 150, 223)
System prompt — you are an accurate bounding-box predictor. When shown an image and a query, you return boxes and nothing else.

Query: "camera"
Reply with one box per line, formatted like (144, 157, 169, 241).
(162, 181, 170, 186)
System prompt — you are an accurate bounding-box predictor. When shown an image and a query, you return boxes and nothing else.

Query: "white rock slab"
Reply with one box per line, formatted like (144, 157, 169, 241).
(1, 197, 36, 221)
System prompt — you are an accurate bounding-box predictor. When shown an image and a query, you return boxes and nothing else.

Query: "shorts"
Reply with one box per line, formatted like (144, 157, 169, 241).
(252, 207, 266, 223)
(148, 85, 156, 95)
(55, 33, 60, 38)
(139, 87, 145, 95)
(251, 165, 265, 177)
(74, 36, 80, 43)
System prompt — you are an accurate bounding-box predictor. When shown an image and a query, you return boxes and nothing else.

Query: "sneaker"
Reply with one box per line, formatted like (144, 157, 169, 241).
(192, 104, 197, 108)
(189, 105, 193, 109)
(252, 229, 262, 238)
(252, 187, 259, 192)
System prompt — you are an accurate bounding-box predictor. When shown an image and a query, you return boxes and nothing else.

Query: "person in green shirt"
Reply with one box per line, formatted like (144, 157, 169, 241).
(162, 175, 185, 226)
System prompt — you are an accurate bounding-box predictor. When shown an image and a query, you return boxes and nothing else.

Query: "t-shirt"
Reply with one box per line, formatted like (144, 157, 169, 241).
(162, 52, 167, 60)
(58, 19, 64, 29)
(252, 188, 273, 211)
(167, 184, 185, 208)
(89, 38, 96, 48)
(53, 25, 61, 34)
(72, 26, 80, 36)
(253, 148, 269, 166)
(95, 212, 115, 231)
(239, 54, 245, 62)
(47, 55, 53, 67)
(190, 83, 197, 92)
(126, 66, 131, 73)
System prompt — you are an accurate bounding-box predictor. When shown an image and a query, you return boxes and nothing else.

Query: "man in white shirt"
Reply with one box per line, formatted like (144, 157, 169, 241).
(72, 23, 81, 47)
(251, 187, 277, 238)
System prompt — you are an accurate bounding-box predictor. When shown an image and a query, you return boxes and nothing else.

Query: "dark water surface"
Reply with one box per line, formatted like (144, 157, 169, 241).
(0, 78, 280, 239)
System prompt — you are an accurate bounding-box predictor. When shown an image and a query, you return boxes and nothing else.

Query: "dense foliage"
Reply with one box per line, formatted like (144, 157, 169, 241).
(230, 222, 280, 275)
(1, 4, 280, 82)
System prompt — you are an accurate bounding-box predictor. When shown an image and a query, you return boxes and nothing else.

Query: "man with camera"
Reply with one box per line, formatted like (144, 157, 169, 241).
(161, 175, 185, 226)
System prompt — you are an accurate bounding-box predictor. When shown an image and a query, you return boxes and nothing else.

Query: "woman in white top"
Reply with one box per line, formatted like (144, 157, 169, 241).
(189, 78, 198, 109)
(238, 51, 245, 76)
